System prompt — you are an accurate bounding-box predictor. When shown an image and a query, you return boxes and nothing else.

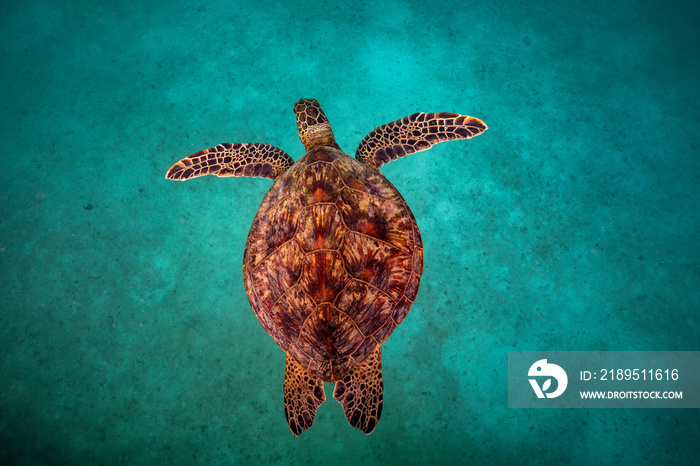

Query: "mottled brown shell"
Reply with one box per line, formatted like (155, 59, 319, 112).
(242, 146, 423, 381)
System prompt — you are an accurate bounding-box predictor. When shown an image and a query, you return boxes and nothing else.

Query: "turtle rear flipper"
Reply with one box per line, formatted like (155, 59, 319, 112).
(356, 112, 487, 169)
(284, 354, 326, 436)
(166, 143, 293, 181)
(333, 345, 383, 435)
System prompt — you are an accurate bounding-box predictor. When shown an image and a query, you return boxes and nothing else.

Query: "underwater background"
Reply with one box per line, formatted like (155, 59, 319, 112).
(1, 0, 699, 464)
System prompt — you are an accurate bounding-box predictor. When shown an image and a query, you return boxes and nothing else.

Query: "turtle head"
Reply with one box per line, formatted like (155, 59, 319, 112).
(294, 98, 339, 151)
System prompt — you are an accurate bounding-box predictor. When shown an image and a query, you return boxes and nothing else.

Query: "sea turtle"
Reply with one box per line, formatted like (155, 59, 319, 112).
(166, 99, 487, 435)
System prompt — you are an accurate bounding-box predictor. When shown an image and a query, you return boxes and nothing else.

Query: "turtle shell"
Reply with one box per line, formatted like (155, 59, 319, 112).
(242, 146, 423, 381)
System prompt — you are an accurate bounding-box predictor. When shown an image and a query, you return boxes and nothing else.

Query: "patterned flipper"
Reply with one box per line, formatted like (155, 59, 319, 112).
(333, 345, 383, 435)
(356, 112, 487, 168)
(165, 143, 294, 181)
(283, 354, 326, 436)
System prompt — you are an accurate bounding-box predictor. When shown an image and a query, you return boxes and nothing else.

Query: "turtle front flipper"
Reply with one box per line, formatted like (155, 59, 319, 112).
(333, 345, 383, 435)
(355, 112, 487, 169)
(284, 354, 326, 436)
(165, 143, 294, 181)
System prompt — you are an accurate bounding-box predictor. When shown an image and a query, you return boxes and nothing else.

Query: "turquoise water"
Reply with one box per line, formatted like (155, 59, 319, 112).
(1, 0, 699, 464)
